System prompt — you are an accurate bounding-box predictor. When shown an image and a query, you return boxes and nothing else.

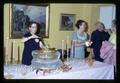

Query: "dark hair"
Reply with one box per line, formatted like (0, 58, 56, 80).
(75, 20, 87, 29)
(28, 21, 40, 35)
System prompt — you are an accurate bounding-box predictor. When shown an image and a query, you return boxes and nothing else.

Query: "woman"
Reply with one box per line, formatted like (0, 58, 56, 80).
(70, 20, 91, 59)
(109, 20, 116, 49)
(90, 22, 110, 62)
(21, 21, 45, 65)
(100, 20, 116, 66)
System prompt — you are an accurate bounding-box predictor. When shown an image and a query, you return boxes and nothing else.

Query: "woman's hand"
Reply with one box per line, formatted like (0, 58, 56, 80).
(21, 35, 40, 42)
(102, 40, 107, 44)
(85, 40, 93, 47)
(30, 35, 39, 39)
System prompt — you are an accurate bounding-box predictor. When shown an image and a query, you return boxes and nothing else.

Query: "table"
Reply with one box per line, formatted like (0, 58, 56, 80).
(4, 59, 114, 79)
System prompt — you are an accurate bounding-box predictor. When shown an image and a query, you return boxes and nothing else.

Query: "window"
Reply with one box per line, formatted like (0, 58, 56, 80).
(99, 5, 116, 29)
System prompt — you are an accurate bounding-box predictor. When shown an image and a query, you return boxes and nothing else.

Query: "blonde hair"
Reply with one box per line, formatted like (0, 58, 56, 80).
(95, 21, 105, 29)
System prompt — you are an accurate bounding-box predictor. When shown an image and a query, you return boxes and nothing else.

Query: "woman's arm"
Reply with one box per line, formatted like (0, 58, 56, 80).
(21, 36, 32, 42)
(39, 41, 46, 48)
(72, 40, 85, 47)
(21, 35, 39, 42)
(72, 40, 92, 47)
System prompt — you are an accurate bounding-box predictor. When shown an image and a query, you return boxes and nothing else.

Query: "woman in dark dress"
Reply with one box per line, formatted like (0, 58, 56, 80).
(22, 21, 45, 65)
(90, 22, 110, 62)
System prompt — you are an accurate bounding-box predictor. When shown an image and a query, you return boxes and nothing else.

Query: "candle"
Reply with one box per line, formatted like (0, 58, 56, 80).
(62, 40, 64, 59)
(17, 45, 20, 64)
(5, 37, 9, 65)
(72, 40, 76, 58)
(66, 36, 69, 62)
(71, 43, 74, 58)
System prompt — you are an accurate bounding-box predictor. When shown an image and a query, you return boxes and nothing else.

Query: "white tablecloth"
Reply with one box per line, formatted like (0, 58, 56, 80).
(4, 59, 114, 79)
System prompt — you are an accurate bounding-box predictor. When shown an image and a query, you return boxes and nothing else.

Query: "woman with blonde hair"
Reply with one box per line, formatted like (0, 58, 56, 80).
(100, 20, 116, 67)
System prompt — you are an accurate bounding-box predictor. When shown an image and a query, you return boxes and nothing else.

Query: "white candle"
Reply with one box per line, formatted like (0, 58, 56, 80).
(18, 45, 20, 64)
(5, 37, 9, 65)
(66, 36, 69, 62)
(72, 40, 76, 58)
(72, 43, 74, 58)
(62, 40, 64, 59)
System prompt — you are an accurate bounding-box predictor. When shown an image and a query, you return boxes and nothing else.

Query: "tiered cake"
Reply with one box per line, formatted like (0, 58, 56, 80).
(31, 48, 63, 70)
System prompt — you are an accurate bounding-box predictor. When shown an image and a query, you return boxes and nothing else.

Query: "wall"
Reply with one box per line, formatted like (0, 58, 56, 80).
(4, 3, 100, 63)
(44, 4, 84, 49)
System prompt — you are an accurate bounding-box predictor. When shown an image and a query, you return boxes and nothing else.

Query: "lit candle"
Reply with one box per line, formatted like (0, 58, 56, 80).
(5, 37, 9, 65)
(62, 40, 64, 59)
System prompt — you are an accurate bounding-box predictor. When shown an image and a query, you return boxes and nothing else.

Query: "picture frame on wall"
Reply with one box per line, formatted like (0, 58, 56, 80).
(60, 13, 75, 31)
(10, 3, 50, 38)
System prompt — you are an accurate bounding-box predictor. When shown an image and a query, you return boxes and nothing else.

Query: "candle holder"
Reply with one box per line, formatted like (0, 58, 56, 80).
(61, 51, 64, 62)
(64, 57, 71, 65)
